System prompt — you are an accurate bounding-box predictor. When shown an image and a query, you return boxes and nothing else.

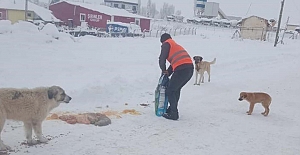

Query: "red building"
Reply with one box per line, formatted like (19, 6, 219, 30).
(49, 1, 150, 31)
(0, 8, 7, 20)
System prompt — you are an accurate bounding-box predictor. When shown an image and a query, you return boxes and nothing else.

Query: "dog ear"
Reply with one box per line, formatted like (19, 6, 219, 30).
(241, 92, 247, 98)
(193, 56, 196, 60)
(48, 86, 58, 99)
(200, 57, 203, 61)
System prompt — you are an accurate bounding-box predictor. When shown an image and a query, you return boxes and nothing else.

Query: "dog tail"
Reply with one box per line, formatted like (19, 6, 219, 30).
(210, 58, 216, 65)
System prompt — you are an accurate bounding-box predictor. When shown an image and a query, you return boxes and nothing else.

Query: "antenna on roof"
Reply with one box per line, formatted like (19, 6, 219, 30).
(245, 3, 252, 16)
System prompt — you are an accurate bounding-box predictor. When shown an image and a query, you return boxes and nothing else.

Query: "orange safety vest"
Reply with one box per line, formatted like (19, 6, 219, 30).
(164, 39, 192, 71)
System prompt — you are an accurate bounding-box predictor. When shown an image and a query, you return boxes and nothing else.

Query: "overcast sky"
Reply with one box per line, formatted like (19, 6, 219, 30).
(41, 0, 300, 24)
(145, 0, 300, 24)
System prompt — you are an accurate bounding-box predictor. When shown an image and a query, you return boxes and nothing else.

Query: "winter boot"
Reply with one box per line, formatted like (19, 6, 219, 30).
(162, 111, 179, 120)
(166, 106, 171, 114)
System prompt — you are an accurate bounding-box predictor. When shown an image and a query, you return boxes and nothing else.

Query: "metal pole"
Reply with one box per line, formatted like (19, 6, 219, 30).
(279, 16, 289, 44)
(25, 0, 28, 21)
(274, 0, 285, 47)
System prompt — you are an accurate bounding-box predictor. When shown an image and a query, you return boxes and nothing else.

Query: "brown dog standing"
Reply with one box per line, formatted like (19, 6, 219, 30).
(238, 92, 272, 116)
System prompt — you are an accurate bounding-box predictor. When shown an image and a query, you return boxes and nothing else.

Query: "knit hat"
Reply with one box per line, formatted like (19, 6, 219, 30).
(160, 33, 172, 43)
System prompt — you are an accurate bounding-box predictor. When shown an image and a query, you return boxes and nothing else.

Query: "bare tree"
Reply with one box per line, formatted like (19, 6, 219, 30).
(159, 3, 175, 19)
(168, 4, 175, 16)
(175, 10, 181, 16)
(146, 0, 151, 17)
(138, 0, 141, 15)
(140, 6, 147, 17)
(33, 0, 39, 4)
(150, 3, 157, 18)
(144, 0, 158, 18)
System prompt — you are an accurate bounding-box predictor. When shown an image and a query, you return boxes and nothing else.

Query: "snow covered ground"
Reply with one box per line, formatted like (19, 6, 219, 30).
(0, 21, 300, 155)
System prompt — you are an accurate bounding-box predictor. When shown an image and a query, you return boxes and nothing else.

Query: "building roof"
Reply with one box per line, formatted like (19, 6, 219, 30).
(287, 23, 300, 26)
(0, 0, 60, 22)
(227, 16, 242, 21)
(59, 1, 149, 19)
(242, 15, 268, 21)
(104, 0, 138, 5)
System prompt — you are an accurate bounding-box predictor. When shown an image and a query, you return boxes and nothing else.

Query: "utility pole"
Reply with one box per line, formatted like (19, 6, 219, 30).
(279, 16, 289, 44)
(274, 0, 285, 47)
(25, 0, 28, 21)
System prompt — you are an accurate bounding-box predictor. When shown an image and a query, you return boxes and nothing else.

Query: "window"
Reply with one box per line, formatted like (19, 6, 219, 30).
(111, 16, 114, 22)
(132, 6, 137, 11)
(80, 13, 86, 21)
(27, 12, 32, 17)
(0, 12, 2, 19)
(114, 4, 119, 8)
(121, 4, 125, 9)
(135, 18, 140, 26)
(68, 19, 74, 28)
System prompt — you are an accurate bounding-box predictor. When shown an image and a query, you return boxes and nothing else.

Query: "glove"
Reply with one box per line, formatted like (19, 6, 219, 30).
(162, 70, 169, 76)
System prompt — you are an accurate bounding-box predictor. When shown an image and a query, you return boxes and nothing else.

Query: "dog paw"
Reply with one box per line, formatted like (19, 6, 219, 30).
(0, 143, 12, 151)
(38, 137, 49, 143)
(246, 111, 252, 115)
(27, 139, 38, 145)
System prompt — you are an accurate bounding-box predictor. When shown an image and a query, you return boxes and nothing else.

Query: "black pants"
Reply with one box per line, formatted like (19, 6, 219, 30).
(166, 67, 193, 113)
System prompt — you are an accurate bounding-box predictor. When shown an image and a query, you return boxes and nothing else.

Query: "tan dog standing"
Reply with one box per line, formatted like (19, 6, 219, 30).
(0, 86, 72, 151)
(238, 92, 272, 116)
(193, 56, 216, 85)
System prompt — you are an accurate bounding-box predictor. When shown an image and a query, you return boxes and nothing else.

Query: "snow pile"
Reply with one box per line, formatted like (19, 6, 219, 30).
(41, 23, 60, 39)
(0, 21, 75, 43)
(0, 20, 12, 34)
(11, 21, 40, 34)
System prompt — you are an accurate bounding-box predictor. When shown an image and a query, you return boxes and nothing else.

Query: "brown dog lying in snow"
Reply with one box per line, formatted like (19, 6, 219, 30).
(238, 92, 272, 116)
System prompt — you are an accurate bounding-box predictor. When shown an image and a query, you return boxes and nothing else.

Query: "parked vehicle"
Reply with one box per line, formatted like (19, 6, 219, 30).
(106, 22, 142, 37)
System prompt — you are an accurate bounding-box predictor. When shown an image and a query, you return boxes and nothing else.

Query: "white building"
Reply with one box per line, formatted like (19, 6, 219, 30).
(194, 1, 227, 19)
(104, 0, 139, 14)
